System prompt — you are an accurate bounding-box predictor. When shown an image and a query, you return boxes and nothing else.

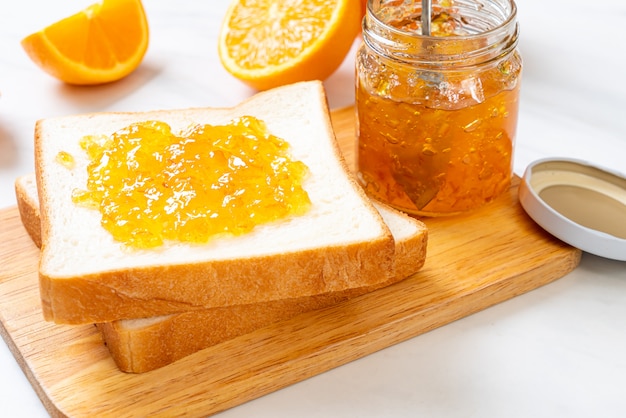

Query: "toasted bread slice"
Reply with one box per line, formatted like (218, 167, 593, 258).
(35, 81, 396, 324)
(16, 174, 427, 372)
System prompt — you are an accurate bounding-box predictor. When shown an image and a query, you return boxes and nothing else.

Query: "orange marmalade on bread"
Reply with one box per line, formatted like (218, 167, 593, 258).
(67, 116, 311, 248)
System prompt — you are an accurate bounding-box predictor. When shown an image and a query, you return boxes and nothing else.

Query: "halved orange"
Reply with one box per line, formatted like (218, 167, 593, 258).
(218, 0, 362, 91)
(21, 0, 149, 85)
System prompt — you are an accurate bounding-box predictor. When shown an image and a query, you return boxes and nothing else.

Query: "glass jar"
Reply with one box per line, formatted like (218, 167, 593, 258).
(356, 0, 522, 216)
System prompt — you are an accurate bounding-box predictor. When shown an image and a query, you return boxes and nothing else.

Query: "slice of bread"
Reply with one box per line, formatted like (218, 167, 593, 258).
(35, 81, 396, 324)
(15, 173, 428, 372)
(15, 174, 42, 248)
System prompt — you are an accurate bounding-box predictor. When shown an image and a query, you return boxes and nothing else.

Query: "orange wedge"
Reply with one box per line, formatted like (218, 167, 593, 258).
(21, 0, 149, 85)
(218, 0, 362, 91)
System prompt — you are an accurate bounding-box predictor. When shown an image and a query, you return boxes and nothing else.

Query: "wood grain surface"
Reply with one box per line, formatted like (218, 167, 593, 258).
(0, 107, 581, 417)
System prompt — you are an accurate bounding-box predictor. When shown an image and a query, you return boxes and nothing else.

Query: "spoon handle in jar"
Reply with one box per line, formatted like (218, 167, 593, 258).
(422, 0, 431, 35)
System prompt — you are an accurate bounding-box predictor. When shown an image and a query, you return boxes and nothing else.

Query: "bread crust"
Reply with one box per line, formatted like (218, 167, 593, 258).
(40, 238, 395, 323)
(15, 176, 42, 248)
(99, 229, 426, 373)
(97, 278, 403, 373)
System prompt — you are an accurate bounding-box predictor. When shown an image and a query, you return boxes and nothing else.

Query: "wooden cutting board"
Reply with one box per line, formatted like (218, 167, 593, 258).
(0, 107, 581, 417)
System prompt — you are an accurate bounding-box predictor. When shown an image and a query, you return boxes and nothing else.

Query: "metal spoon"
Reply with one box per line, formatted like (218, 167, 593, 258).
(421, 0, 432, 35)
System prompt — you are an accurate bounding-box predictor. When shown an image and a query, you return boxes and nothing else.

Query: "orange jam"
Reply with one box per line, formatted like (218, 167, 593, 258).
(356, 0, 522, 216)
(356, 73, 520, 215)
(55, 150, 75, 169)
(71, 116, 311, 248)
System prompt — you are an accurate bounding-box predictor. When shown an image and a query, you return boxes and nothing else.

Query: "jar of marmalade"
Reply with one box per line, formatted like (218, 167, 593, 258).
(356, 0, 522, 216)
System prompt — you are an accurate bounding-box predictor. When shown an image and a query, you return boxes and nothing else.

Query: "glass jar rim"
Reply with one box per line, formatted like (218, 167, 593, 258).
(362, 0, 520, 67)
(364, 0, 518, 42)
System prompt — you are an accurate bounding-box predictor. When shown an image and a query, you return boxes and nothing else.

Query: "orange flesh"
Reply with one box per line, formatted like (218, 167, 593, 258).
(43, 0, 145, 69)
(71, 117, 311, 248)
(223, 0, 335, 70)
(356, 3, 521, 216)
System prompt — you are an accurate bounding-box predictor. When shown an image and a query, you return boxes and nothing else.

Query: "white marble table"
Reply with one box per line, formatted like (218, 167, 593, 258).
(1, 1, 625, 417)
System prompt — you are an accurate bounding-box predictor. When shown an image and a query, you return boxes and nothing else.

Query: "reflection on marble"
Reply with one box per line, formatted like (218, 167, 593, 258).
(0, 1, 625, 417)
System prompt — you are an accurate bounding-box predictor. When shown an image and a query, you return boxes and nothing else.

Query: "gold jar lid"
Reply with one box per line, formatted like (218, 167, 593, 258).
(519, 158, 626, 261)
